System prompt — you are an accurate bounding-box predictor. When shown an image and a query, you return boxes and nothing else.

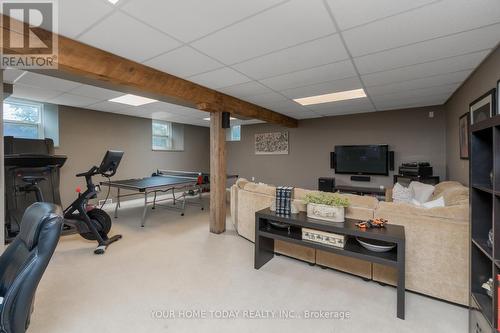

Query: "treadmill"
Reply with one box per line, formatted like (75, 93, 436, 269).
(4, 136, 67, 242)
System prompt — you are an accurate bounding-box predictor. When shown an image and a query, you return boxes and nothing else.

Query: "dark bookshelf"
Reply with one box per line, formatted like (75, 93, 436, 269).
(470, 115, 500, 332)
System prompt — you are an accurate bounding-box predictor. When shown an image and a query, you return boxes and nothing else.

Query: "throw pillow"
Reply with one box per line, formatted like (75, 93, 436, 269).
(409, 181, 435, 204)
(392, 183, 412, 203)
(422, 196, 445, 209)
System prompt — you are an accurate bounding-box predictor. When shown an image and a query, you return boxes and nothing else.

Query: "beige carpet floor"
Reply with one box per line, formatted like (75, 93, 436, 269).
(29, 198, 467, 333)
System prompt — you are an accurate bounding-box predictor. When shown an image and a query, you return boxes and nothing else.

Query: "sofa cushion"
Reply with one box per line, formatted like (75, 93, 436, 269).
(242, 181, 275, 196)
(432, 181, 464, 198)
(392, 183, 412, 203)
(236, 178, 249, 189)
(409, 181, 435, 204)
(378, 201, 468, 221)
(438, 187, 469, 206)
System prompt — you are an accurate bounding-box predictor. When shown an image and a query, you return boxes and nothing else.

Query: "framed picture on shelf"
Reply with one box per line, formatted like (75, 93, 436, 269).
(470, 89, 496, 125)
(459, 112, 470, 160)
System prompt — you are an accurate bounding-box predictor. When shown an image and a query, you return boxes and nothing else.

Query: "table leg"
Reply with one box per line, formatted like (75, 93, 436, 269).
(397, 240, 405, 320)
(152, 191, 157, 209)
(254, 217, 274, 269)
(141, 192, 148, 227)
(198, 185, 204, 210)
(114, 188, 120, 218)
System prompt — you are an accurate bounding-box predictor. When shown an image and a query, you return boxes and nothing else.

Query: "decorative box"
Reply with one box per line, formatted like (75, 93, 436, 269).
(302, 227, 346, 249)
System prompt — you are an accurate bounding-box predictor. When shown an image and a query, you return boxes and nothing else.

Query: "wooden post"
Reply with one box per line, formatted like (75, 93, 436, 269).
(209, 111, 226, 234)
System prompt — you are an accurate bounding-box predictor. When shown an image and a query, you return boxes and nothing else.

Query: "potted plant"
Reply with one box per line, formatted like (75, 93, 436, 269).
(304, 192, 349, 223)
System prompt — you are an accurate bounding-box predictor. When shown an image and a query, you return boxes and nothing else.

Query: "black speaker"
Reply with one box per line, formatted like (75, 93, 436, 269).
(330, 152, 335, 169)
(222, 112, 231, 129)
(389, 151, 395, 171)
(318, 177, 335, 192)
(351, 175, 371, 182)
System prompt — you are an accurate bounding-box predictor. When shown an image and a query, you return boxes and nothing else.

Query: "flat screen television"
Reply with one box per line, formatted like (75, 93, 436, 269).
(334, 145, 389, 175)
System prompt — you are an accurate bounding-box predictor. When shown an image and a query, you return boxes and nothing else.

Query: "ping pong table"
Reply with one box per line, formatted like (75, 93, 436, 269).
(100, 170, 238, 227)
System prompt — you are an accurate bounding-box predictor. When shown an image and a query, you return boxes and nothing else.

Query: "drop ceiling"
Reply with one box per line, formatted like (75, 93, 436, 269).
(8, 0, 500, 123)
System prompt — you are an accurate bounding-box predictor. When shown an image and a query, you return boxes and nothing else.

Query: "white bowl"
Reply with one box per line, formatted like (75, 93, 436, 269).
(356, 237, 396, 253)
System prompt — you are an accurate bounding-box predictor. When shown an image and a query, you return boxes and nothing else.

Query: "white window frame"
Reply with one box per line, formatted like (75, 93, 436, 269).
(226, 125, 241, 142)
(3, 98, 44, 139)
(152, 120, 173, 151)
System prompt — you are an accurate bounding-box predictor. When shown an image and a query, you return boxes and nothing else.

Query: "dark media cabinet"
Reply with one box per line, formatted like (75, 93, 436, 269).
(335, 185, 386, 201)
(469, 115, 500, 332)
(254, 208, 406, 319)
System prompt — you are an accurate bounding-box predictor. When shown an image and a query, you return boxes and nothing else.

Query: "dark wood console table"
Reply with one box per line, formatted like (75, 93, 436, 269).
(254, 208, 406, 319)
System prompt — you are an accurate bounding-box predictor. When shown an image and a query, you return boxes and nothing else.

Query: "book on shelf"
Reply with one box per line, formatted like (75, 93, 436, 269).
(275, 186, 294, 216)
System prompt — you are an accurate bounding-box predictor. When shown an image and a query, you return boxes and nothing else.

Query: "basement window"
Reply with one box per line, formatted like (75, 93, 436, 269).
(226, 125, 241, 142)
(3, 99, 43, 139)
(152, 120, 184, 151)
(2, 98, 59, 146)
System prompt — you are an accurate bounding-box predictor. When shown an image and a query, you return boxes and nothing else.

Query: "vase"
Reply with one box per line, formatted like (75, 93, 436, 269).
(306, 203, 345, 223)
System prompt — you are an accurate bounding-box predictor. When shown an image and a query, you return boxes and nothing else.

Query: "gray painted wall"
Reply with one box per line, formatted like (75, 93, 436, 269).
(55, 106, 210, 206)
(227, 106, 446, 190)
(445, 46, 500, 185)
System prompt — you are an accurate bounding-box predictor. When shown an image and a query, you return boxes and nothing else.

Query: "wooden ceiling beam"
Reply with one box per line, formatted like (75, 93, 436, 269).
(1, 15, 298, 128)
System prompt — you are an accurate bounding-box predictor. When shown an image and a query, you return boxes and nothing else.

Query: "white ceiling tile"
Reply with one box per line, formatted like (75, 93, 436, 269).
(371, 83, 459, 104)
(3, 69, 25, 83)
(164, 106, 206, 117)
(218, 81, 271, 98)
(270, 100, 308, 112)
(343, 0, 500, 56)
(17, 72, 81, 92)
(260, 60, 356, 91)
(48, 93, 101, 107)
(59, 0, 114, 38)
(78, 12, 181, 63)
(144, 47, 223, 78)
(293, 111, 323, 119)
(188, 67, 251, 89)
(375, 95, 448, 110)
(280, 76, 363, 99)
(87, 101, 133, 112)
(366, 70, 472, 96)
(150, 111, 188, 121)
(232, 34, 349, 79)
(354, 24, 500, 74)
(361, 50, 489, 87)
(326, 0, 437, 30)
(121, 0, 284, 42)
(241, 92, 290, 108)
(191, 0, 336, 64)
(12, 84, 62, 102)
(68, 84, 124, 100)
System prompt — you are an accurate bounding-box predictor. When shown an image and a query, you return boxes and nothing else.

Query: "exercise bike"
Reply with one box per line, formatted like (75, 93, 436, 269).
(22, 150, 124, 254)
(63, 150, 124, 254)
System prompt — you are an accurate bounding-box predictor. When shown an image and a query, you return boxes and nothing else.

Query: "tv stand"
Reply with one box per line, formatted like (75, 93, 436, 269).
(335, 185, 386, 200)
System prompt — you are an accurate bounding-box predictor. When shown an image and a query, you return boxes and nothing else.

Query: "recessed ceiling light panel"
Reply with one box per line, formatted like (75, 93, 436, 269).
(109, 94, 157, 106)
(294, 88, 367, 106)
(107, 0, 120, 5)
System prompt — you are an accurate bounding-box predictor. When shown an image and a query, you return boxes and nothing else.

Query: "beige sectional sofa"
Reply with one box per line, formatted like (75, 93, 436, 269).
(231, 179, 469, 305)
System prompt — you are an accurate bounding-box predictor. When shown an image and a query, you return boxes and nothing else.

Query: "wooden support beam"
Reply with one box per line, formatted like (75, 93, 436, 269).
(0, 15, 298, 128)
(209, 111, 227, 234)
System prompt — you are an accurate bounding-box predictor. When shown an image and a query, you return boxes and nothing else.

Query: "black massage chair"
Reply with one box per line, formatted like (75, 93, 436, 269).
(0, 203, 63, 333)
